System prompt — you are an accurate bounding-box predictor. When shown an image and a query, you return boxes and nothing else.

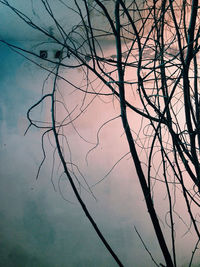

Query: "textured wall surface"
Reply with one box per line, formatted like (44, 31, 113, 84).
(0, 1, 199, 266)
(0, 41, 159, 267)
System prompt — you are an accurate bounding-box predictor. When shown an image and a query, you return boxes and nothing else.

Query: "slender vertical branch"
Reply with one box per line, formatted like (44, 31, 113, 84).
(115, 2, 174, 266)
(51, 64, 124, 267)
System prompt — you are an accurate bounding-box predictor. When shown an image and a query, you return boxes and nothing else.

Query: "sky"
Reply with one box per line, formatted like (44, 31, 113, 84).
(0, 1, 200, 267)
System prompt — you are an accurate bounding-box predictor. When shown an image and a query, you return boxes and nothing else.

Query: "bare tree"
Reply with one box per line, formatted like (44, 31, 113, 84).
(1, 0, 200, 266)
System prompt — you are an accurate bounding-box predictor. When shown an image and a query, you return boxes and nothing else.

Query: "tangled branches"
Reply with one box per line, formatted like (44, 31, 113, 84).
(1, 0, 200, 266)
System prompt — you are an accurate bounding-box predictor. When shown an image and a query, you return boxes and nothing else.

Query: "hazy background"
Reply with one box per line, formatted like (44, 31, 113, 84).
(0, 1, 199, 266)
